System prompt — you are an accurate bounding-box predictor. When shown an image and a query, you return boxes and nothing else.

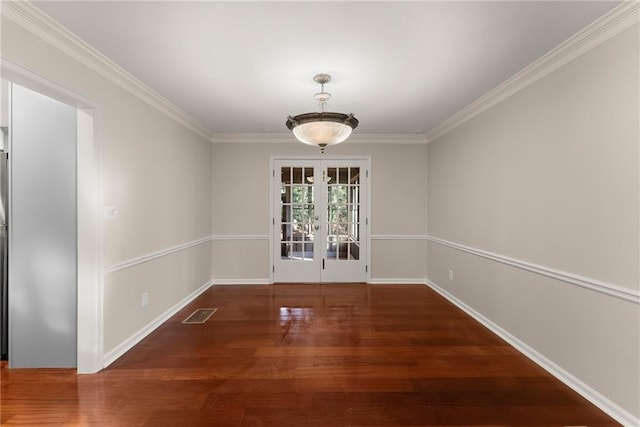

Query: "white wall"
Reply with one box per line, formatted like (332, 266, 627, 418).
(427, 23, 639, 421)
(10, 84, 77, 367)
(4, 4, 636, 423)
(1, 15, 213, 359)
(211, 141, 428, 283)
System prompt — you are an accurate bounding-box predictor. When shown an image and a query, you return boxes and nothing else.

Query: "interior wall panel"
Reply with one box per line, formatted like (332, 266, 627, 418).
(211, 142, 428, 282)
(370, 240, 427, 282)
(427, 24, 639, 419)
(2, 17, 213, 360)
(103, 242, 212, 352)
(212, 239, 270, 282)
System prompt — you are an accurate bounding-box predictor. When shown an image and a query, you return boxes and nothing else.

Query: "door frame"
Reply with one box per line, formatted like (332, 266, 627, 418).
(269, 155, 371, 284)
(2, 59, 103, 373)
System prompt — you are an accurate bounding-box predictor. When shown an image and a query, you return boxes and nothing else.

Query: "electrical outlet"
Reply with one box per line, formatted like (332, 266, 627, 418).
(448, 270, 454, 281)
(141, 292, 149, 307)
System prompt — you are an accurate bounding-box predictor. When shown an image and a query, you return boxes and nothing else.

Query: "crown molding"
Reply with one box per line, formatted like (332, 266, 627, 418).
(212, 132, 427, 144)
(426, 1, 640, 143)
(1, 1, 213, 141)
(8, 1, 634, 146)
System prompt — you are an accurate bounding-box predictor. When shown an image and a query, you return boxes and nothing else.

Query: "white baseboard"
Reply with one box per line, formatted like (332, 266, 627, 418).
(368, 278, 427, 285)
(212, 279, 271, 285)
(102, 279, 214, 368)
(426, 279, 639, 427)
(211, 279, 430, 285)
(213, 279, 428, 285)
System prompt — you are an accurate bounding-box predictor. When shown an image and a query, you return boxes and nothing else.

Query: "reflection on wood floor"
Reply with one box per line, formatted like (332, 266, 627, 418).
(1, 284, 620, 426)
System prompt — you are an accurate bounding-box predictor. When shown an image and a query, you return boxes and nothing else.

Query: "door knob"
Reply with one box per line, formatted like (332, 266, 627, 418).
(314, 225, 320, 230)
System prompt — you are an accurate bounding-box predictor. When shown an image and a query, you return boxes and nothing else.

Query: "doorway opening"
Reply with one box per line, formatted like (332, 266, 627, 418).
(1, 60, 102, 373)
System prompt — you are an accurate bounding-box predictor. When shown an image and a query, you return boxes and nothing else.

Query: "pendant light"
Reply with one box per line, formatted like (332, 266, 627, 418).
(286, 74, 359, 153)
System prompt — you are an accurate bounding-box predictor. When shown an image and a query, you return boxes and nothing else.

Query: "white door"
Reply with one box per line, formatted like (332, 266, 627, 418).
(272, 159, 368, 283)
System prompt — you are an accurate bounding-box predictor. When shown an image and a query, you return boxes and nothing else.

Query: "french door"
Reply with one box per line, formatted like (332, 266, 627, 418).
(272, 158, 368, 283)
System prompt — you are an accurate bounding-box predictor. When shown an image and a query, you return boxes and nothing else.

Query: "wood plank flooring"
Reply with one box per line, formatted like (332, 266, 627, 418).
(1, 284, 620, 426)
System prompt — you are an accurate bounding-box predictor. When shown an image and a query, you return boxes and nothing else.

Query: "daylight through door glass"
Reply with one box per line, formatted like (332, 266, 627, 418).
(280, 167, 315, 260)
(326, 167, 360, 261)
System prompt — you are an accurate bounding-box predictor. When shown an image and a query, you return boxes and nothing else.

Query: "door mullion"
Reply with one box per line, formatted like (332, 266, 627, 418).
(316, 163, 325, 276)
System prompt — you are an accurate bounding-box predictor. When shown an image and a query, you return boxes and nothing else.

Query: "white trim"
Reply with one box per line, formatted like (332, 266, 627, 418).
(102, 279, 213, 368)
(271, 155, 375, 161)
(211, 235, 269, 241)
(371, 234, 429, 240)
(1, 1, 212, 141)
(426, 1, 640, 143)
(212, 279, 271, 285)
(366, 156, 372, 283)
(426, 279, 639, 427)
(426, 235, 640, 305)
(269, 157, 274, 284)
(104, 236, 213, 275)
(1, 59, 96, 109)
(103, 235, 269, 277)
(212, 133, 427, 145)
(213, 279, 430, 286)
(76, 107, 103, 374)
(368, 278, 427, 285)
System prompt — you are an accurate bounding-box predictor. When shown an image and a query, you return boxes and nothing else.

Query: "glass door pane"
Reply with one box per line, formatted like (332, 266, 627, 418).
(273, 160, 322, 283)
(320, 159, 367, 283)
(280, 166, 316, 260)
(273, 159, 366, 283)
(326, 166, 360, 261)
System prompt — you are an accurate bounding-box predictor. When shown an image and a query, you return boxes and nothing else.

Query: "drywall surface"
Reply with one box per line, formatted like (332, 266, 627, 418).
(2, 17, 213, 358)
(427, 24, 639, 419)
(211, 142, 428, 282)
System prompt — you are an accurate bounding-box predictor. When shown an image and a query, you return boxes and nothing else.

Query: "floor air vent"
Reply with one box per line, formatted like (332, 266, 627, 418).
(182, 308, 217, 324)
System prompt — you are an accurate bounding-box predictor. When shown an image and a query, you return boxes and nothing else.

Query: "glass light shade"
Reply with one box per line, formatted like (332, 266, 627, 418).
(292, 121, 353, 147)
(286, 112, 359, 149)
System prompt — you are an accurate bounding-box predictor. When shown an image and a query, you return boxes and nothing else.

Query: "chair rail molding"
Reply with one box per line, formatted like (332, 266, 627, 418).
(211, 235, 269, 240)
(104, 235, 214, 275)
(427, 235, 640, 305)
(371, 234, 429, 240)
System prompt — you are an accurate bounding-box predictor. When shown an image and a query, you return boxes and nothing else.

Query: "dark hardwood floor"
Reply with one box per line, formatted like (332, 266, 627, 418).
(1, 284, 620, 426)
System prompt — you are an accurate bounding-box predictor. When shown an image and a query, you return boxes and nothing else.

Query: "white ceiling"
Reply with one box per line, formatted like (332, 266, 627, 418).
(34, 1, 620, 138)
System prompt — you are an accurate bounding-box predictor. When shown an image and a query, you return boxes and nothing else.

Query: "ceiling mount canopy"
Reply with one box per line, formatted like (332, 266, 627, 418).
(286, 73, 359, 153)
